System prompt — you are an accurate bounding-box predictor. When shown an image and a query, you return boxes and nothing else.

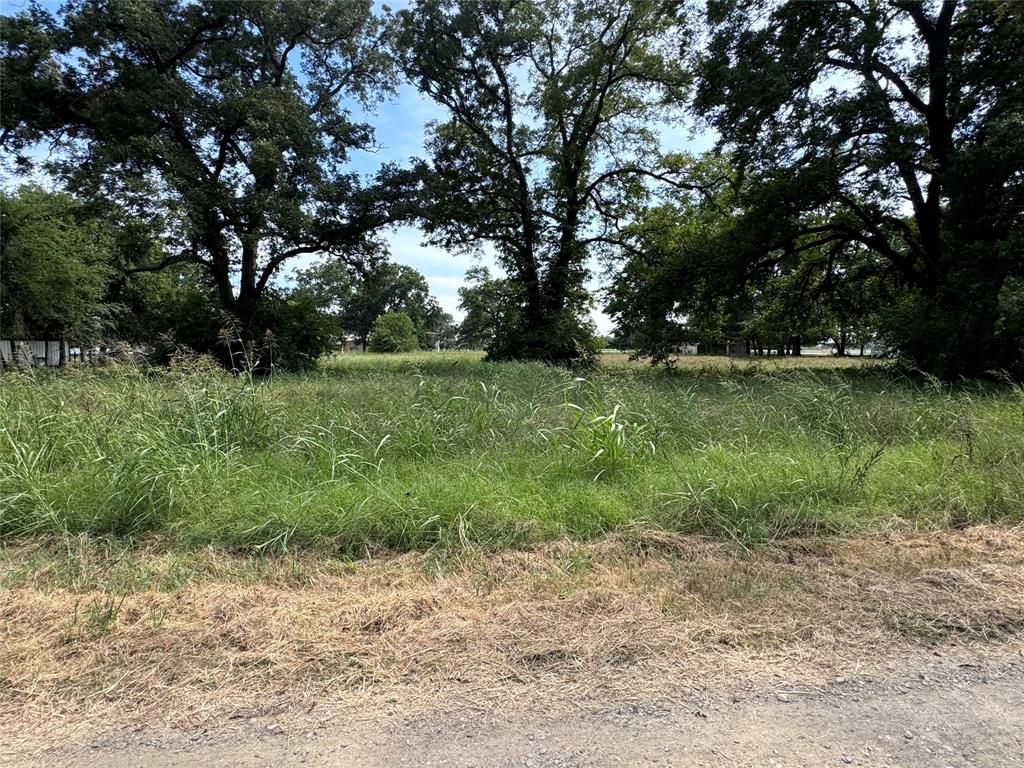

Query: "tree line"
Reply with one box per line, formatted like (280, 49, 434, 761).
(1, 0, 1021, 376)
(0, 185, 456, 366)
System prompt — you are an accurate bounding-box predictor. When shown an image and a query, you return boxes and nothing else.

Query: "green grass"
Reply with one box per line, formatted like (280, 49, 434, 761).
(1, 351, 1022, 553)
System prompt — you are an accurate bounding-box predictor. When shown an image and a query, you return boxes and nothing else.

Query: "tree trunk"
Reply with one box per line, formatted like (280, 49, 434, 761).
(238, 237, 261, 317)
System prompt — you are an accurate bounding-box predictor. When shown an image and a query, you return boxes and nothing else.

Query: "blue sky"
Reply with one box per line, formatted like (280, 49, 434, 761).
(336, 83, 714, 333)
(2, 0, 716, 334)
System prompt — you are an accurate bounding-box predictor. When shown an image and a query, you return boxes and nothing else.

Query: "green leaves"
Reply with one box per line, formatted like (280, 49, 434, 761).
(397, 0, 690, 363)
(0, 186, 115, 341)
(370, 311, 419, 353)
(1, 0, 408, 329)
(688, 0, 1024, 377)
(295, 256, 451, 351)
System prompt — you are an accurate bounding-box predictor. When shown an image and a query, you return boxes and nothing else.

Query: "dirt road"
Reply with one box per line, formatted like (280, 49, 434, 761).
(3, 527, 1023, 766)
(8, 646, 1023, 768)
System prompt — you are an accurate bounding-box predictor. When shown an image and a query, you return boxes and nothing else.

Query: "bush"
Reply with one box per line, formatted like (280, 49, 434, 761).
(370, 312, 419, 353)
(879, 271, 1022, 380)
(145, 287, 333, 372)
(248, 292, 335, 371)
(485, 309, 601, 368)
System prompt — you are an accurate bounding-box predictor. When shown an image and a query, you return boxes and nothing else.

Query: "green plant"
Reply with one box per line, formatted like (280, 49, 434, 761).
(369, 312, 419, 353)
(1, 353, 1021, 553)
(61, 593, 126, 643)
(548, 378, 656, 479)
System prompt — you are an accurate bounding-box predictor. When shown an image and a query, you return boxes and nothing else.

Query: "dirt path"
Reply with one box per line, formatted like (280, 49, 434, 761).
(8, 647, 1023, 767)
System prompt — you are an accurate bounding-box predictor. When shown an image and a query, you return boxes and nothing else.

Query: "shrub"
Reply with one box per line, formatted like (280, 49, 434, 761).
(145, 288, 332, 372)
(370, 312, 419, 353)
(485, 309, 601, 368)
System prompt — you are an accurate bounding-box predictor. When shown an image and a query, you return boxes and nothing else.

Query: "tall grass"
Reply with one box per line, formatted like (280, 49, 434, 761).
(1, 352, 1022, 553)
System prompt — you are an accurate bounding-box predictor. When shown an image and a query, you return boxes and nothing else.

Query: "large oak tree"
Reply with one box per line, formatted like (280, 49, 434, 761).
(1, 0, 421, 333)
(395, 0, 689, 363)
(693, 0, 1024, 376)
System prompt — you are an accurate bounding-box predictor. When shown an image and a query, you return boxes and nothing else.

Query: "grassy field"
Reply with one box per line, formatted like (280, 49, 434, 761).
(3, 352, 1024, 749)
(2, 351, 1022, 554)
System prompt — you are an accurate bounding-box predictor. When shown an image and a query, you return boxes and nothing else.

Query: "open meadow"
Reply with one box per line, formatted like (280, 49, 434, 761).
(2, 353, 1024, 764)
(2, 352, 1022, 552)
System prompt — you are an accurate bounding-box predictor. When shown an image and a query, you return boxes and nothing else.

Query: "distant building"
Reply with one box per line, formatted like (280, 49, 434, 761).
(1, 339, 116, 367)
(330, 335, 360, 353)
(1, 339, 67, 367)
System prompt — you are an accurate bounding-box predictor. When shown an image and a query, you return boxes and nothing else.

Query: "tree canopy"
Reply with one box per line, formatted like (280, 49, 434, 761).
(1, 0, 422, 331)
(2, 0, 1022, 377)
(369, 311, 419, 353)
(395, 0, 689, 364)
(0, 186, 114, 344)
(456, 266, 514, 350)
(688, 0, 1024, 376)
(295, 254, 452, 350)
(608, 155, 894, 361)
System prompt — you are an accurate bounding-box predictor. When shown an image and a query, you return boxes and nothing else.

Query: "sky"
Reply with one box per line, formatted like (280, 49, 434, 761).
(335, 83, 715, 335)
(1, 0, 717, 335)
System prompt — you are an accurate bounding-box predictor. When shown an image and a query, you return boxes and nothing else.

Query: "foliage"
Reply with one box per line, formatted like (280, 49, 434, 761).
(693, 0, 1024, 377)
(105, 267, 210, 348)
(0, 186, 114, 343)
(4, 0, 1021, 378)
(295, 255, 452, 350)
(139, 277, 224, 364)
(1, 0, 422, 338)
(369, 311, 419, 353)
(997, 278, 1024, 368)
(123, 272, 332, 371)
(395, 0, 688, 363)
(246, 291, 336, 371)
(456, 266, 515, 349)
(607, 155, 739, 361)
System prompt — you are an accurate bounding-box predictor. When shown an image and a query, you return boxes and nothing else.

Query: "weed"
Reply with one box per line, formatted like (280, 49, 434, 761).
(0, 352, 1021, 552)
(61, 593, 126, 643)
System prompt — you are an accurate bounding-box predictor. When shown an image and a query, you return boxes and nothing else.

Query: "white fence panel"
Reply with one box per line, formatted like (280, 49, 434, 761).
(0, 340, 69, 367)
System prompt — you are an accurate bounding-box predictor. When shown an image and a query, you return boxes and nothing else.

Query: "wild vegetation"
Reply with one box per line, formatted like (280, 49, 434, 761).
(3, 1, 1020, 375)
(2, 353, 1021, 553)
(1, 3, 1022, 756)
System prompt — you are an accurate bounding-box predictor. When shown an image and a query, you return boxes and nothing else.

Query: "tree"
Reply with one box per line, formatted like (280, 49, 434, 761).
(606, 155, 740, 361)
(0, 186, 114, 354)
(127, 270, 224, 364)
(456, 266, 514, 349)
(694, 0, 1024, 377)
(1, 0, 422, 344)
(607, 155, 888, 362)
(395, 0, 689, 364)
(295, 255, 450, 349)
(369, 311, 418, 352)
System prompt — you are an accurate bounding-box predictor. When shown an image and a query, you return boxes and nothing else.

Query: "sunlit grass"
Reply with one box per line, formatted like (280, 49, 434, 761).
(1, 351, 1021, 553)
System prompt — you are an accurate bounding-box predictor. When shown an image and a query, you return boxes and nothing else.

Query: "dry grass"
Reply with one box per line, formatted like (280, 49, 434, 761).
(2, 526, 1023, 749)
(598, 350, 882, 370)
